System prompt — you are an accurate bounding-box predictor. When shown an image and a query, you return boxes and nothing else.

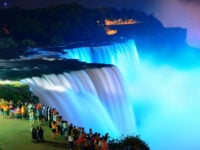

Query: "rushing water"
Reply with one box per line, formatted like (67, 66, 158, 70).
(22, 39, 200, 150)
(21, 66, 136, 138)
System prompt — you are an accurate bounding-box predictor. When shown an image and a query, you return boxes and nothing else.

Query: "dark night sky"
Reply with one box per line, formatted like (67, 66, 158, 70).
(3, 0, 152, 10)
(2, 0, 200, 48)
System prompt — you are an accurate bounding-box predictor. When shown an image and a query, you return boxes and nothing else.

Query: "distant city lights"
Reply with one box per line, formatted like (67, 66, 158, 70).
(105, 18, 140, 26)
(96, 18, 140, 36)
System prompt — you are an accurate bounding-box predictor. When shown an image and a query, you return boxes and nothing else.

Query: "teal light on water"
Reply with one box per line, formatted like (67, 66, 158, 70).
(22, 39, 200, 150)
(22, 66, 136, 138)
(62, 39, 200, 149)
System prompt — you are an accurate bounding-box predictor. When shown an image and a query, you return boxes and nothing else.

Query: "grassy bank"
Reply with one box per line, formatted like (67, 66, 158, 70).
(0, 115, 67, 150)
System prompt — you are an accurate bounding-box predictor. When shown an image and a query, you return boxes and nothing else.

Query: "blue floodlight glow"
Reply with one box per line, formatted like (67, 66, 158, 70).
(22, 39, 200, 150)
(3, 2, 8, 8)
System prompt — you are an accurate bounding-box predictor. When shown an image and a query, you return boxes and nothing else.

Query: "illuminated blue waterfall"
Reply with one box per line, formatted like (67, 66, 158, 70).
(63, 40, 139, 75)
(21, 40, 138, 138)
(22, 39, 200, 150)
(62, 40, 139, 98)
(22, 66, 136, 138)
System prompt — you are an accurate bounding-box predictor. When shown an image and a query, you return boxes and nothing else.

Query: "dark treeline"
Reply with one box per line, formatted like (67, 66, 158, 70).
(0, 2, 165, 49)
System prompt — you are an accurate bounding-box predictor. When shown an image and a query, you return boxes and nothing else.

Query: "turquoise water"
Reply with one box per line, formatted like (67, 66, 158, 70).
(22, 39, 200, 150)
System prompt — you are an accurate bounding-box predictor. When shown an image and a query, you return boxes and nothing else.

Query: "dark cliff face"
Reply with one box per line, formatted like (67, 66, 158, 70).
(0, 3, 187, 49)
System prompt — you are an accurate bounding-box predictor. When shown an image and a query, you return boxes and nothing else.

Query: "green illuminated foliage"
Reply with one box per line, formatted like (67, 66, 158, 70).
(0, 81, 39, 104)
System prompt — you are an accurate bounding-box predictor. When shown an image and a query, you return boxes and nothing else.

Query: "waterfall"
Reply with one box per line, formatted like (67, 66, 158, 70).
(21, 39, 139, 138)
(62, 40, 139, 97)
(22, 65, 136, 138)
(62, 40, 139, 75)
(21, 39, 200, 150)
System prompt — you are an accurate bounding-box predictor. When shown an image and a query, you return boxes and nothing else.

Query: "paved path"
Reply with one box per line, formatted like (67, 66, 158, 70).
(0, 116, 68, 150)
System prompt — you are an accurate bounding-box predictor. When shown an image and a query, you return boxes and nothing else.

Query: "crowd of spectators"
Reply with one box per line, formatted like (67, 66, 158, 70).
(0, 98, 110, 150)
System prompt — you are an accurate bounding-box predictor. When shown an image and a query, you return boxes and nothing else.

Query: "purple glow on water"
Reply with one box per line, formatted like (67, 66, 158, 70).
(22, 66, 136, 138)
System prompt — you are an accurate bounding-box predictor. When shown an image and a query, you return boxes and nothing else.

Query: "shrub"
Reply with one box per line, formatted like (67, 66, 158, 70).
(0, 81, 39, 104)
(109, 135, 150, 150)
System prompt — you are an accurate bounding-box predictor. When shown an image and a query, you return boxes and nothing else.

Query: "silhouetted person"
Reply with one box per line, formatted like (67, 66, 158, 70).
(37, 125, 44, 142)
(31, 127, 38, 143)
